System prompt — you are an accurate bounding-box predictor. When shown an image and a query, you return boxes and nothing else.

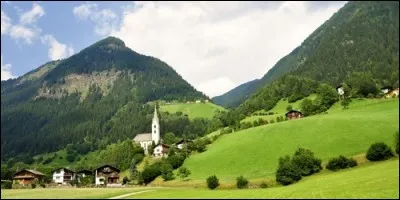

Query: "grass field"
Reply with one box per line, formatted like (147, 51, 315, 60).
(241, 94, 317, 123)
(160, 102, 226, 120)
(180, 98, 399, 181)
(126, 159, 399, 199)
(2, 159, 397, 199)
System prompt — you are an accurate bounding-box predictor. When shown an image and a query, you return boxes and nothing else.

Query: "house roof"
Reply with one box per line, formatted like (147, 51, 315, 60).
(14, 169, 45, 177)
(94, 164, 120, 172)
(285, 110, 303, 116)
(381, 86, 393, 90)
(51, 167, 75, 173)
(175, 139, 192, 145)
(133, 133, 152, 142)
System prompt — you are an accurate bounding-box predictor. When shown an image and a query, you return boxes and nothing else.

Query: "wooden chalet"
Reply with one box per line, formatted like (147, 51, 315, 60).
(94, 165, 120, 186)
(285, 110, 303, 120)
(175, 139, 193, 150)
(13, 169, 45, 185)
(153, 143, 169, 157)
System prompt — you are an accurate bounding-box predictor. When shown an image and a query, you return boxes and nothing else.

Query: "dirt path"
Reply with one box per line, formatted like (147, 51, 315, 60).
(108, 190, 156, 199)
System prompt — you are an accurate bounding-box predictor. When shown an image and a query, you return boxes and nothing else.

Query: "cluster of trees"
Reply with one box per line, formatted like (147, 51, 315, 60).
(275, 148, 322, 185)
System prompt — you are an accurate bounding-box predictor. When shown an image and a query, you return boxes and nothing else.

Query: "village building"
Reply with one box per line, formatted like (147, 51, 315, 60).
(285, 110, 303, 120)
(153, 143, 170, 157)
(94, 165, 120, 186)
(133, 106, 161, 154)
(52, 167, 76, 185)
(13, 169, 45, 185)
(381, 86, 393, 94)
(175, 139, 192, 150)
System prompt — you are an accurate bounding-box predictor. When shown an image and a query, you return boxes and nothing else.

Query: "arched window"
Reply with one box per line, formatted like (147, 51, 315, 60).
(154, 125, 156, 128)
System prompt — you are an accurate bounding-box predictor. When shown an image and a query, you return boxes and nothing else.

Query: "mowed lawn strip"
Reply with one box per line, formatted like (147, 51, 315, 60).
(182, 99, 399, 180)
(0, 187, 151, 199)
(126, 159, 399, 199)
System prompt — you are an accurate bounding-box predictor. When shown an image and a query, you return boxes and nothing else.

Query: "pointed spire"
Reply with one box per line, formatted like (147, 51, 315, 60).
(153, 105, 158, 121)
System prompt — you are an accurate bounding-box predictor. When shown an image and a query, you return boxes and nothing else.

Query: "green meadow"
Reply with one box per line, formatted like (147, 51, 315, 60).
(181, 98, 399, 181)
(127, 159, 399, 199)
(160, 102, 226, 120)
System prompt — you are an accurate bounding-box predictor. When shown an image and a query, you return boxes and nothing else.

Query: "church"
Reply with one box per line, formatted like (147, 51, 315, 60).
(133, 106, 168, 156)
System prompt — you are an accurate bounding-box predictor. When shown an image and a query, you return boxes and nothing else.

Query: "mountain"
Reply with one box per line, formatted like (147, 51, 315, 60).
(213, 1, 399, 108)
(212, 79, 259, 108)
(1, 36, 207, 162)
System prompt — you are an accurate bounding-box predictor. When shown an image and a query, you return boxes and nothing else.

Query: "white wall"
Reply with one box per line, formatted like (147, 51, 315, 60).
(53, 169, 65, 184)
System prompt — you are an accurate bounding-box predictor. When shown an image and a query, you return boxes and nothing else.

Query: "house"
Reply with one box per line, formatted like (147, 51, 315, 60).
(385, 88, 399, 98)
(381, 86, 393, 94)
(195, 100, 201, 103)
(13, 169, 45, 185)
(133, 106, 160, 155)
(153, 143, 169, 157)
(175, 139, 192, 150)
(52, 167, 76, 185)
(336, 85, 345, 95)
(94, 165, 120, 186)
(76, 169, 93, 178)
(285, 110, 303, 120)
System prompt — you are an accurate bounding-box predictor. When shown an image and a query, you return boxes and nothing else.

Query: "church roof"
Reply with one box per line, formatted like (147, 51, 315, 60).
(133, 133, 152, 142)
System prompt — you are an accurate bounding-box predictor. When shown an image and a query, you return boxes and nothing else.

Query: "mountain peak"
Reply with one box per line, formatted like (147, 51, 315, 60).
(93, 36, 126, 49)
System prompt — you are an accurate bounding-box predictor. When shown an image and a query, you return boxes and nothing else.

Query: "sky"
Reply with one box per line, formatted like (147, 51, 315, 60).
(1, 1, 347, 98)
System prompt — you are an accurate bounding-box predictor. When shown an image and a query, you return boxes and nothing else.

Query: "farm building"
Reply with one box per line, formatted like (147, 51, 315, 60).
(153, 143, 169, 157)
(94, 165, 120, 186)
(285, 110, 303, 120)
(13, 169, 45, 185)
(381, 86, 393, 94)
(52, 167, 76, 185)
(175, 139, 193, 150)
(383, 87, 399, 98)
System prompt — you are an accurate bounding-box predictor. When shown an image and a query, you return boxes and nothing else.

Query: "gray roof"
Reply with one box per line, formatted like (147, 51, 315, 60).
(133, 133, 152, 142)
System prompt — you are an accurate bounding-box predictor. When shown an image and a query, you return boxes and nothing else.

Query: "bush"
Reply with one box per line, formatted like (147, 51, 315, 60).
(326, 155, 357, 171)
(31, 183, 36, 189)
(366, 142, 394, 161)
(1, 181, 12, 189)
(160, 163, 174, 181)
(291, 148, 322, 176)
(206, 175, 219, 190)
(141, 163, 162, 185)
(236, 176, 248, 189)
(177, 167, 191, 180)
(122, 177, 129, 185)
(166, 154, 185, 169)
(260, 182, 268, 188)
(275, 156, 301, 185)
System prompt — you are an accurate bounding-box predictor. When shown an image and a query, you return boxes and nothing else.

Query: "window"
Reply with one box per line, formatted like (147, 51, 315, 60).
(56, 176, 60, 180)
(154, 125, 156, 128)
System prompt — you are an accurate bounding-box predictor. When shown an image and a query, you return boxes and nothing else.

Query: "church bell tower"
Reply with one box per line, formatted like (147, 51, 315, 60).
(152, 106, 160, 145)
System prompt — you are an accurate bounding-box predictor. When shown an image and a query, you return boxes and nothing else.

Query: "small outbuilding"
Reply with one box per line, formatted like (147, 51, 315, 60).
(285, 110, 303, 120)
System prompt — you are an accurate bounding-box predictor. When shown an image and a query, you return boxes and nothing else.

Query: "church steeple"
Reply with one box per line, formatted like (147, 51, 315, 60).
(151, 105, 160, 144)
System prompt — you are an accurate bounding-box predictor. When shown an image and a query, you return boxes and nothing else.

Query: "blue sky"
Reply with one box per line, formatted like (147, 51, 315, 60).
(1, 1, 346, 97)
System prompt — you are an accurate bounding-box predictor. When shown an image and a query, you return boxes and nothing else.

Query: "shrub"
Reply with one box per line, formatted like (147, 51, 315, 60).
(366, 142, 394, 161)
(275, 156, 301, 185)
(206, 175, 219, 190)
(160, 163, 174, 181)
(31, 183, 36, 189)
(122, 177, 129, 185)
(236, 176, 248, 189)
(141, 163, 162, 185)
(177, 167, 191, 180)
(326, 155, 356, 171)
(260, 182, 267, 188)
(291, 148, 322, 176)
(1, 180, 12, 189)
(166, 154, 185, 169)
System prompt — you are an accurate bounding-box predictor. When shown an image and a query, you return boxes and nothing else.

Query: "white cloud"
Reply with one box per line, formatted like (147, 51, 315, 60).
(1, 2, 44, 44)
(1, 10, 11, 34)
(19, 2, 45, 25)
(111, 1, 346, 97)
(41, 34, 74, 60)
(9, 24, 40, 44)
(73, 3, 118, 36)
(1, 55, 16, 81)
(196, 77, 236, 98)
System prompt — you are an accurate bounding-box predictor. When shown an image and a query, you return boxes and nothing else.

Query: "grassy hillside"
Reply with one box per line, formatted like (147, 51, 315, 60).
(241, 94, 317, 123)
(131, 159, 399, 199)
(181, 98, 399, 181)
(160, 102, 226, 120)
